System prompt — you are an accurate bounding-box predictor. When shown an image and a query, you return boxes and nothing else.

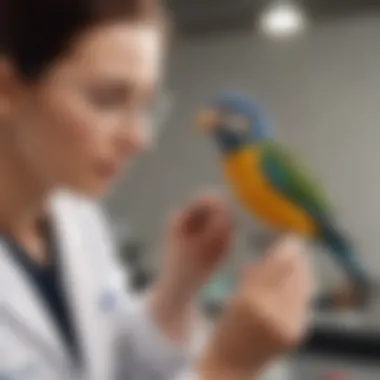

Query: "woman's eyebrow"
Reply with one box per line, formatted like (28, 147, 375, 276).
(87, 72, 159, 102)
(86, 77, 136, 99)
(97, 74, 136, 88)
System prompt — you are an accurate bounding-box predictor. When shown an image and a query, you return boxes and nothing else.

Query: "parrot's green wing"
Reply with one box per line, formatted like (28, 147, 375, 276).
(259, 142, 371, 303)
(260, 141, 334, 221)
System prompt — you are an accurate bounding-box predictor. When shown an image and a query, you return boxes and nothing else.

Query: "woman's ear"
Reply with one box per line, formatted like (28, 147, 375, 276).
(0, 58, 21, 118)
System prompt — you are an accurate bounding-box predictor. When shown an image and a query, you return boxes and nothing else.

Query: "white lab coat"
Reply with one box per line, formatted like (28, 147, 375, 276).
(0, 192, 192, 380)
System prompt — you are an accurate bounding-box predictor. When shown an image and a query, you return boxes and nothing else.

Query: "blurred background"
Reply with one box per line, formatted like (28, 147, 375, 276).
(104, 0, 380, 378)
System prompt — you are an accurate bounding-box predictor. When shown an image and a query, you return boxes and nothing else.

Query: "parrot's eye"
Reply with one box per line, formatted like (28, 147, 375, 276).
(223, 114, 250, 134)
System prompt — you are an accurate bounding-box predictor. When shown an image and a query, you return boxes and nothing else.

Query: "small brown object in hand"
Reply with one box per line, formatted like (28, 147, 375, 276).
(184, 204, 214, 235)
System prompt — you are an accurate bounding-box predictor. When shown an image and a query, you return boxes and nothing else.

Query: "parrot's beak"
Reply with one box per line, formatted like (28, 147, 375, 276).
(197, 109, 220, 132)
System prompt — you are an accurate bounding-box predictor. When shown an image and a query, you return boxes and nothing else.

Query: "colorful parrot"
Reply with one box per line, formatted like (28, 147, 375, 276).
(199, 92, 371, 310)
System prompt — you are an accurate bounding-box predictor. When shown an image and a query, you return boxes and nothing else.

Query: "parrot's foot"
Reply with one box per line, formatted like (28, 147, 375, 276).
(248, 231, 281, 253)
(316, 283, 372, 312)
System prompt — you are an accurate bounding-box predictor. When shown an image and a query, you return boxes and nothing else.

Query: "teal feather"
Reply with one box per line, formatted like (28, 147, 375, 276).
(260, 141, 369, 288)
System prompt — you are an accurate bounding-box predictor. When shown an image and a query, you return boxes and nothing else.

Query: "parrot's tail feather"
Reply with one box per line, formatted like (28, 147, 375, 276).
(321, 224, 371, 291)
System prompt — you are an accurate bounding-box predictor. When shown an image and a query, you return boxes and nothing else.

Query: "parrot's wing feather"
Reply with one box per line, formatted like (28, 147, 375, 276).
(260, 141, 334, 220)
(261, 143, 371, 291)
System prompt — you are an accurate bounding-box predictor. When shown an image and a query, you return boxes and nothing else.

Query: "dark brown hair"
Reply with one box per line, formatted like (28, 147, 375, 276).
(1, 0, 166, 81)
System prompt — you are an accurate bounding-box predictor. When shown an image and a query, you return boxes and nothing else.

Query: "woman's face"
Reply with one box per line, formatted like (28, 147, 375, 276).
(2, 22, 164, 197)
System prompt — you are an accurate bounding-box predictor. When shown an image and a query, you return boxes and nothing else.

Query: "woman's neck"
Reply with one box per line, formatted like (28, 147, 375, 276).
(0, 138, 52, 263)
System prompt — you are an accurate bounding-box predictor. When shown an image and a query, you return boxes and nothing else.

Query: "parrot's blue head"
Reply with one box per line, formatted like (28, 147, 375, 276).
(198, 93, 272, 155)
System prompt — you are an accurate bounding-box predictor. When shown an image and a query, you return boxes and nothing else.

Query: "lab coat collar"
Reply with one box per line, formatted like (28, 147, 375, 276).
(0, 192, 110, 380)
(0, 204, 73, 371)
(52, 192, 112, 380)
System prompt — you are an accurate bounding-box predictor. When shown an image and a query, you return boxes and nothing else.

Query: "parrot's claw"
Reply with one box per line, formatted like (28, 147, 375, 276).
(247, 231, 281, 253)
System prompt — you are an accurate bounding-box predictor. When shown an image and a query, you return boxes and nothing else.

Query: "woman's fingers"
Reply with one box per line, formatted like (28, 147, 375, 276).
(164, 193, 236, 284)
(280, 249, 315, 309)
(252, 235, 306, 289)
(178, 194, 234, 239)
(241, 235, 312, 325)
(200, 234, 314, 379)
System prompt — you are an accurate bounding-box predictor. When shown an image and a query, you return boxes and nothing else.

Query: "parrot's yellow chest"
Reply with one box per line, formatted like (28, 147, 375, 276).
(223, 146, 318, 237)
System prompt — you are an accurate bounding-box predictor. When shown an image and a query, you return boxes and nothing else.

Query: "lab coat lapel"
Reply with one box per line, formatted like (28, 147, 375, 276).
(52, 194, 112, 380)
(0, 241, 70, 370)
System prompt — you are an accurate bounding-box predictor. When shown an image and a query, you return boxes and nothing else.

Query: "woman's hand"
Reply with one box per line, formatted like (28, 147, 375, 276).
(161, 192, 235, 299)
(150, 193, 235, 342)
(199, 236, 314, 380)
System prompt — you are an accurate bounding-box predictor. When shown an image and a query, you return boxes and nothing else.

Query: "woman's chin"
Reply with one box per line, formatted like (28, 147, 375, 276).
(65, 165, 130, 199)
(66, 177, 117, 199)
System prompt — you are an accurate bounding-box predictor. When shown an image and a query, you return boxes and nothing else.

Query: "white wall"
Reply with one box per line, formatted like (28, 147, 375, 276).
(106, 16, 380, 281)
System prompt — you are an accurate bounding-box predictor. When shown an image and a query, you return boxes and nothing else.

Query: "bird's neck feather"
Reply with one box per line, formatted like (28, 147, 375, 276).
(222, 137, 270, 157)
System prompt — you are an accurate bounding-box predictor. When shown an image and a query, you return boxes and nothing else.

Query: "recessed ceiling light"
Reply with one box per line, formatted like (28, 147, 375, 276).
(259, 1, 307, 38)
